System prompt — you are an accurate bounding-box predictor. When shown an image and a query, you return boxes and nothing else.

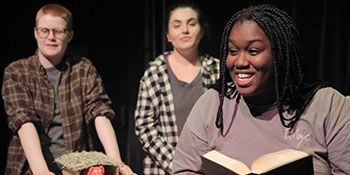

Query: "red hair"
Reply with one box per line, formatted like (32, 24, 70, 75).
(36, 3, 73, 30)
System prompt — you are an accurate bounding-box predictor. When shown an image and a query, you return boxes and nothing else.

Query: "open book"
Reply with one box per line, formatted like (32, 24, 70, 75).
(201, 149, 313, 175)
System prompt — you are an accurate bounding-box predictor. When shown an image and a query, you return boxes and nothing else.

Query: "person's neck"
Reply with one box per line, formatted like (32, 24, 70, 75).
(172, 48, 200, 66)
(243, 91, 277, 116)
(38, 53, 63, 69)
(244, 95, 276, 106)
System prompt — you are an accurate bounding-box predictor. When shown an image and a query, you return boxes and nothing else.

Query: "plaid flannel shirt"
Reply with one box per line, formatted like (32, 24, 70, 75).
(134, 52, 220, 175)
(2, 53, 114, 175)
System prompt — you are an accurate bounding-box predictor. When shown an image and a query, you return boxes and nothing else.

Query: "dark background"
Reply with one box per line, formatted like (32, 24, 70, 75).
(0, 0, 349, 174)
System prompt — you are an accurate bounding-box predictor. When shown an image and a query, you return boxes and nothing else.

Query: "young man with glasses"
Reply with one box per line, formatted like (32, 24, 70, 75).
(2, 3, 134, 175)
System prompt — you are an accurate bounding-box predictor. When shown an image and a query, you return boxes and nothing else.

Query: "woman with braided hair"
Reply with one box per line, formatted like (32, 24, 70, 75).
(173, 4, 350, 175)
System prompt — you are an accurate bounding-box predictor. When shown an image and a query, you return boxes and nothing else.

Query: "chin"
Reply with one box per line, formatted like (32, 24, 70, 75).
(43, 50, 62, 57)
(178, 43, 197, 50)
(236, 87, 257, 97)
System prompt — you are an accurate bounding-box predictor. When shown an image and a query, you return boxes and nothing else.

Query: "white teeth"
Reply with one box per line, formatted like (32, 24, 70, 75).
(237, 73, 252, 78)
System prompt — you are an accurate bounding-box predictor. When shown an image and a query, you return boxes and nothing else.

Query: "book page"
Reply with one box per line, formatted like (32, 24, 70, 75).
(202, 150, 251, 175)
(250, 149, 310, 174)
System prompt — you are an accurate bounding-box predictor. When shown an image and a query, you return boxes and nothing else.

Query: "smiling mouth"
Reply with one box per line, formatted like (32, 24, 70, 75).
(237, 73, 253, 78)
(236, 73, 254, 86)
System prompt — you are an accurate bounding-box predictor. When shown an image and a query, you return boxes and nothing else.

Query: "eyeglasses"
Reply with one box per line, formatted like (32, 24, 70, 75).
(35, 27, 68, 39)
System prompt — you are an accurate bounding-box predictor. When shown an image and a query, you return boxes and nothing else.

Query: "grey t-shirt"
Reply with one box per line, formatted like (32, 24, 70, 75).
(173, 88, 350, 175)
(165, 56, 204, 135)
(45, 66, 65, 173)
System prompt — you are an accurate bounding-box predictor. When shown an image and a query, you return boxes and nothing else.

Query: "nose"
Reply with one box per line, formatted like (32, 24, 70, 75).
(230, 52, 249, 69)
(47, 30, 56, 40)
(181, 24, 189, 34)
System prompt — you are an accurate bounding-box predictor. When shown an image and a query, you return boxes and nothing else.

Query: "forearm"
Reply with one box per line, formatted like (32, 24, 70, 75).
(136, 122, 175, 172)
(173, 123, 208, 174)
(135, 81, 174, 172)
(94, 116, 122, 162)
(141, 135, 175, 163)
(18, 122, 51, 175)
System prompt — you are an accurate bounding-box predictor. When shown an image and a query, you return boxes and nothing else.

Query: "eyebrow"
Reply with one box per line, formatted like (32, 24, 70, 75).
(170, 17, 198, 24)
(229, 39, 265, 45)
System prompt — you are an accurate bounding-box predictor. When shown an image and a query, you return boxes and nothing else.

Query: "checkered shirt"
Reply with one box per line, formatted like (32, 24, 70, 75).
(134, 52, 220, 175)
(2, 54, 114, 174)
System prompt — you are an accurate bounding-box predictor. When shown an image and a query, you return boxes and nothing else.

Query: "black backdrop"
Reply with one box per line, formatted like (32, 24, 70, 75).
(1, 0, 349, 174)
